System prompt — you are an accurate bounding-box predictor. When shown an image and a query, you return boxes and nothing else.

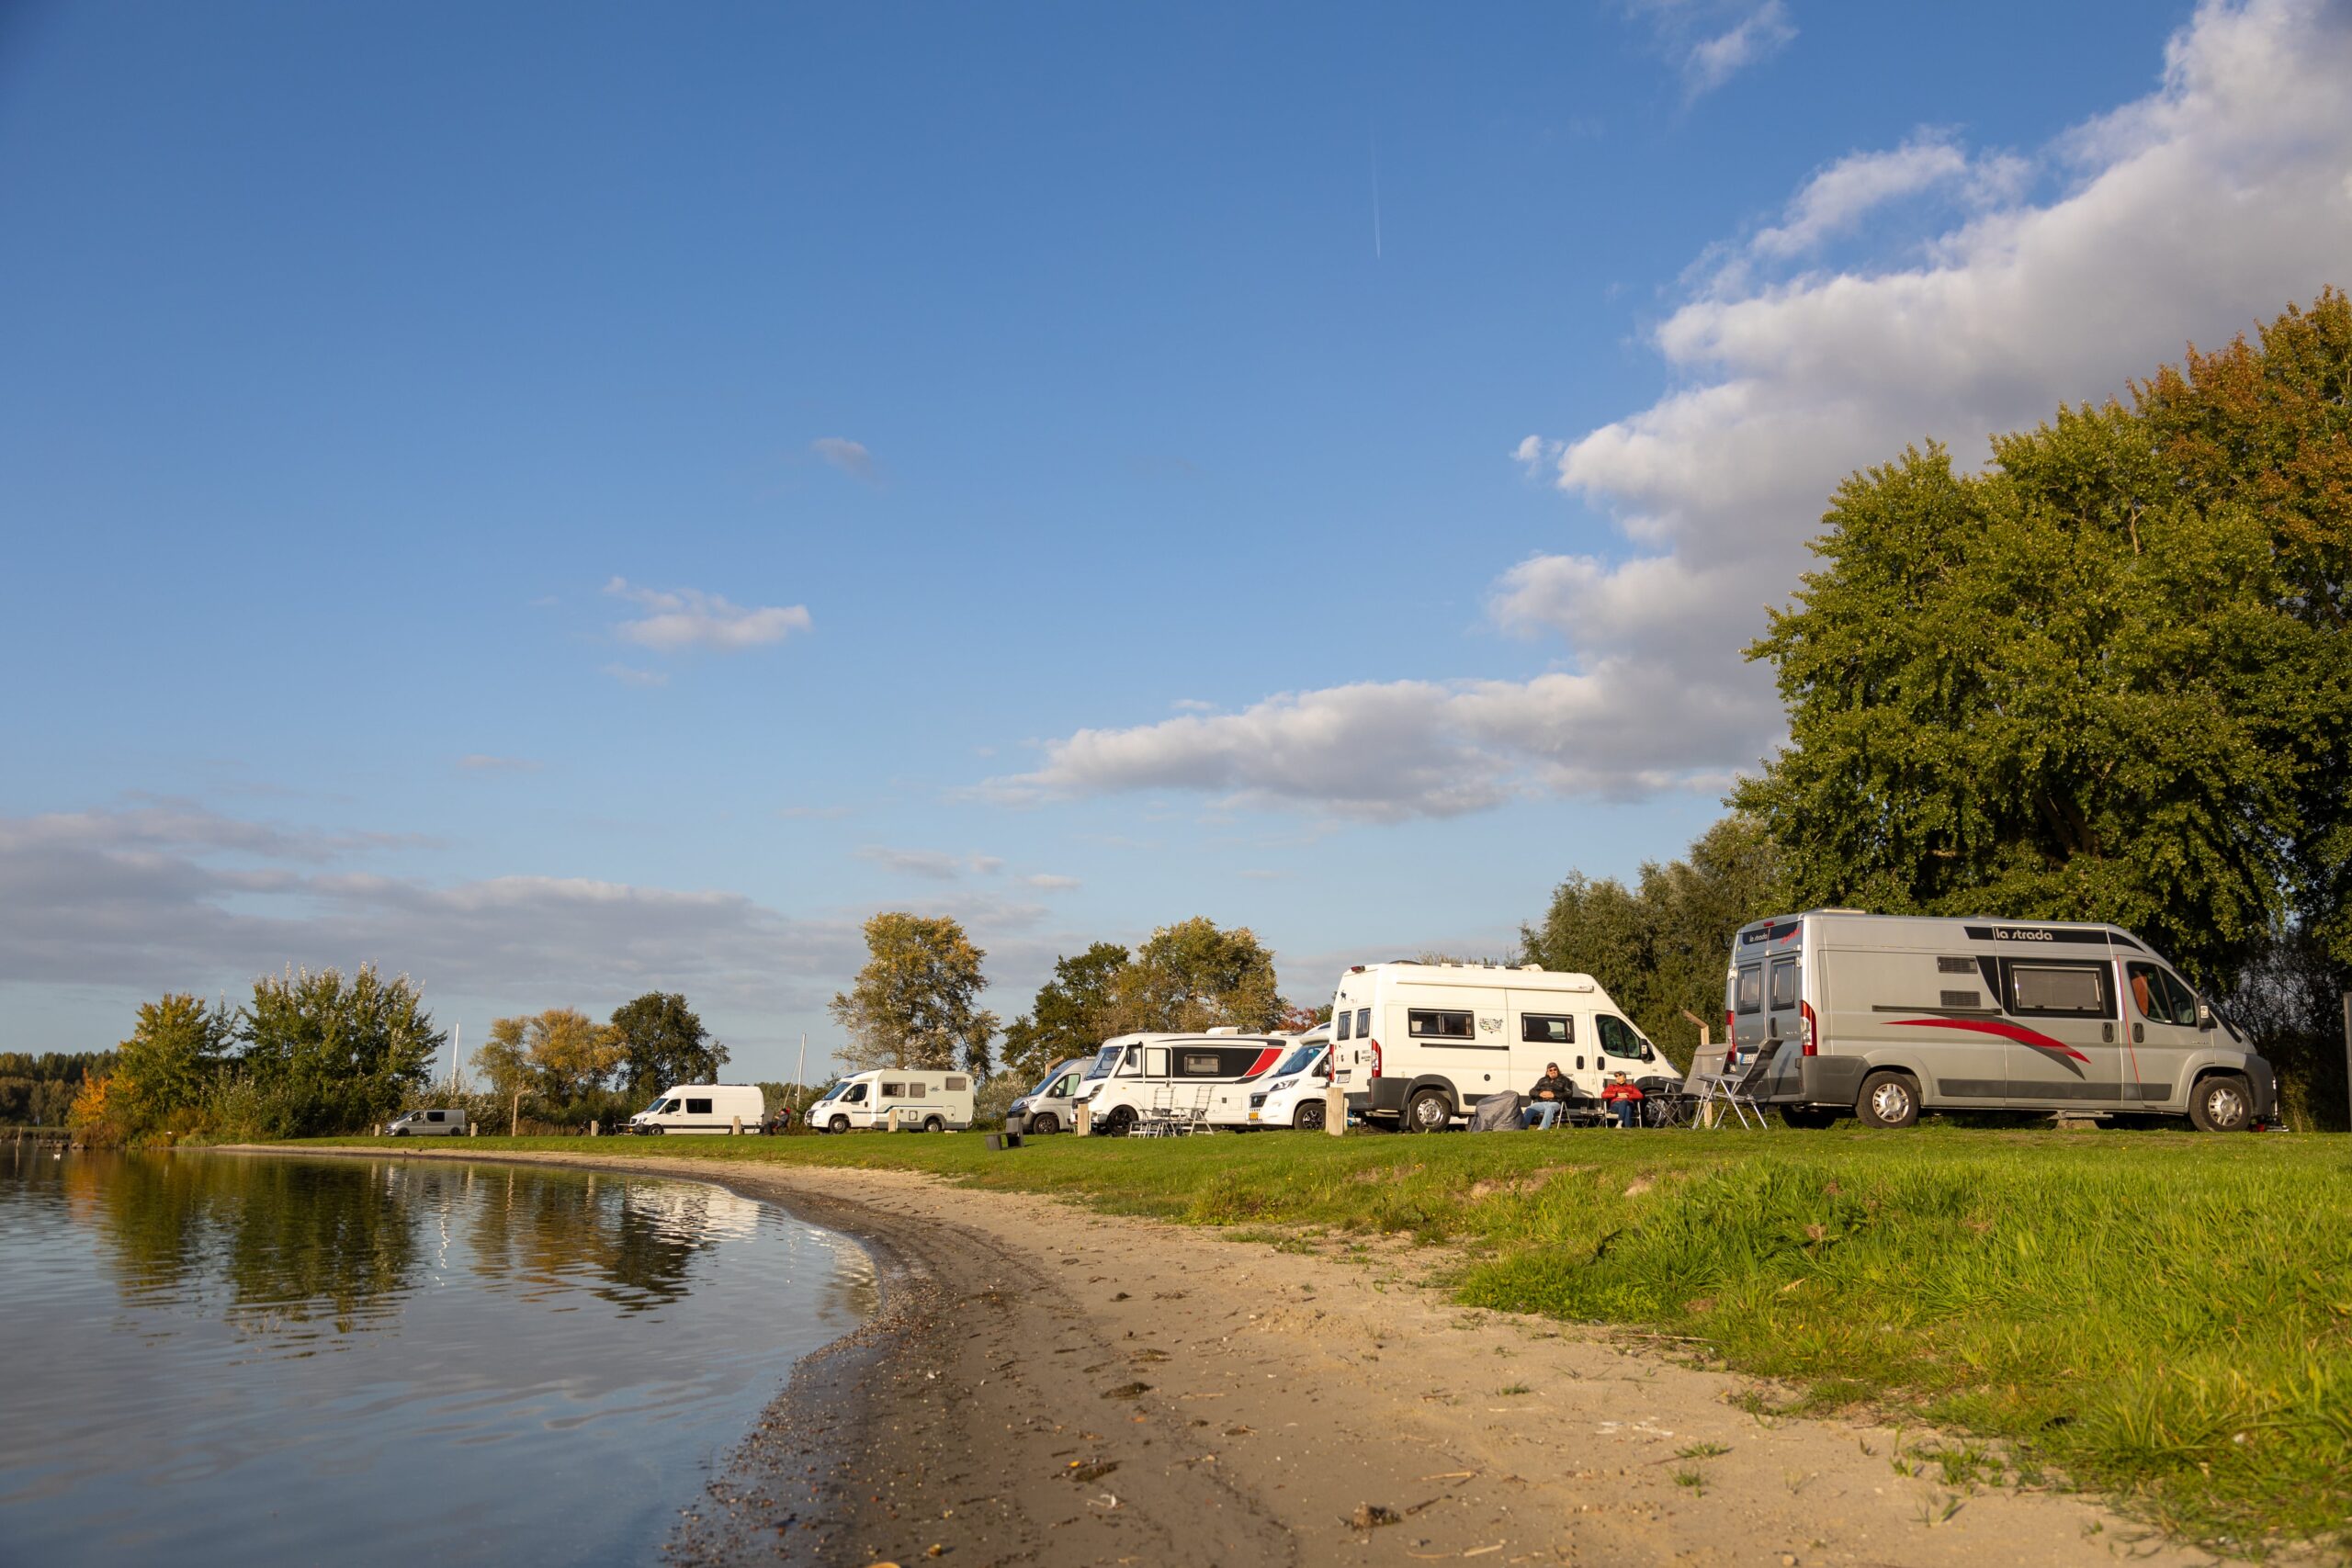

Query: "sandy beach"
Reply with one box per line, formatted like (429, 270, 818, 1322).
(254, 1145, 2252, 1568)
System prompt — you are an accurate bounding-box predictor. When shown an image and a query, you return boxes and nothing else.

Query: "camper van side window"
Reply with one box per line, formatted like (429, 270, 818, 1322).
(1735, 965, 1763, 1014)
(1181, 1053, 1221, 1076)
(1355, 1007, 1370, 1036)
(2005, 962, 2113, 1018)
(686, 1098, 713, 1115)
(880, 1082, 905, 1098)
(1768, 961, 1800, 1010)
(945, 1076, 968, 1090)
(1408, 1009, 1474, 1039)
(1598, 1015, 1646, 1058)
(1521, 1014, 1573, 1044)
(1337, 1011, 1352, 1041)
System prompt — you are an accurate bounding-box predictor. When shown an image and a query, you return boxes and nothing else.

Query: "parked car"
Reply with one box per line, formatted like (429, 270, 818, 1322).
(627, 1083, 766, 1134)
(809, 1068, 974, 1134)
(1326, 962, 1671, 1132)
(387, 1108, 467, 1136)
(1724, 909, 2277, 1131)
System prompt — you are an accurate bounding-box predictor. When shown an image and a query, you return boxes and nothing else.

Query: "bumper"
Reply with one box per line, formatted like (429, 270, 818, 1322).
(2249, 1055, 2279, 1122)
(1781, 1055, 1868, 1109)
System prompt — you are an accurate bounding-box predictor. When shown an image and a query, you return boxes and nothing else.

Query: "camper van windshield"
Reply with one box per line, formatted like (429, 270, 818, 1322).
(1084, 1045, 1123, 1080)
(1029, 1064, 1071, 1097)
(643, 1099, 676, 1115)
(1271, 1043, 1321, 1077)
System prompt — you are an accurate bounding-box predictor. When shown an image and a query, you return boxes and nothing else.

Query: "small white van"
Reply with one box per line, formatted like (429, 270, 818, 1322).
(1239, 1027, 1333, 1130)
(1326, 962, 1670, 1132)
(1073, 1031, 1290, 1135)
(810, 1068, 974, 1134)
(1005, 1057, 1088, 1135)
(387, 1108, 467, 1136)
(628, 1083, 766, 1134)
(1725, 910, 2278, 1130)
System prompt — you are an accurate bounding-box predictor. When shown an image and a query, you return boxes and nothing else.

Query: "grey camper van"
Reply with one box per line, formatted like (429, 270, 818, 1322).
(1726, 911, 2275, 1131)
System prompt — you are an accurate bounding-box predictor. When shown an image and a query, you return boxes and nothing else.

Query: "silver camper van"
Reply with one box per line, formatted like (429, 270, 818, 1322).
(387, 1108, 467, 1136)
(1005, 1057, 1088, 1135)
(1726, 911, 2276, 1131)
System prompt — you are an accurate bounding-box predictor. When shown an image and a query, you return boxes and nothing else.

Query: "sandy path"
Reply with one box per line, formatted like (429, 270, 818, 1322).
(263, 1148, 2226, 1567)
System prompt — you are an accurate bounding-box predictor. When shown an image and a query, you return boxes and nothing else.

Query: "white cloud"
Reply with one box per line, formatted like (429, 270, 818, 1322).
(809, 436, 877, 480)
(1005, 0, 2352, 822)
(1022, 874, 1082, 892)
(1750, 134, 1973, 258)
(1634, 1, 1796, 97)
(854, 846, 1006, 881)
(605, 578, 813, 653)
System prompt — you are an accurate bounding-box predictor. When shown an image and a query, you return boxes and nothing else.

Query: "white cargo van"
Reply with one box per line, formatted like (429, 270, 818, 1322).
(627, 1083, 765, 1134)
(1072, 1031, 1289, 1136)
(1239, 1027, 1333, 1130)
(810, 1068, 974, 1134)
(387, 1108, 467, 1136)
(1725, 911, 2278, 1131)
(1326, 963, 1671, 1132)
(1004, 1057, 1088, 1135)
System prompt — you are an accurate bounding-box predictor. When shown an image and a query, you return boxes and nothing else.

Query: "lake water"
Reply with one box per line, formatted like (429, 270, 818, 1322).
(0, 1145, 874, 1565)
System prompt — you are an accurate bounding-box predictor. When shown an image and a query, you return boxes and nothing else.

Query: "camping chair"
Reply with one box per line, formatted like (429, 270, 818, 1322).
(1180, 1084, 1217, 1134)
(1136, 1083, 1181, 1137)
(1687, 1044, 1775, 1131)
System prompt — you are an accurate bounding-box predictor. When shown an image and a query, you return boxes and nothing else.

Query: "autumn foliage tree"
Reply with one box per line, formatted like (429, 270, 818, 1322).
(831, 912, 999, 1075)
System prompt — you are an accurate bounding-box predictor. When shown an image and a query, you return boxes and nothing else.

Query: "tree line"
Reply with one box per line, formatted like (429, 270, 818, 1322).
(464, 991, 729, 1131)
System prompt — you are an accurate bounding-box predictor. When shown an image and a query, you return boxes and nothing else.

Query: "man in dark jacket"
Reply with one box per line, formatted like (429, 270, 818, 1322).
(1522, 1064, 1573, 1129)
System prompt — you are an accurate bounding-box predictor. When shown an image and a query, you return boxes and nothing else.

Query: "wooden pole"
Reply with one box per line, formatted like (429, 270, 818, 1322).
(2341, 991, 2350, 1133)
(510, 1091, 521, 1138)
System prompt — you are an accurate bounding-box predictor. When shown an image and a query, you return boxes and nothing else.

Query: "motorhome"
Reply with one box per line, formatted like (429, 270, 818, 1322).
(810, 1068, 975, 1134)
(1326, 963, 1673, 1132)
(387, 1108, 467, 1136)
(1004, 1057, 1088, 1135)
(1073, 1030, 1291, 1136)
(1725, 910, 2277, 1131)
(627, 1084, 766, 1134)
(1239, 1027, 1334, 1130)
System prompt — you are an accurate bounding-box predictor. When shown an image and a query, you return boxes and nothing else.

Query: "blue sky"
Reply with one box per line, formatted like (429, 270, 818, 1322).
(7, 0, 2348, 1079)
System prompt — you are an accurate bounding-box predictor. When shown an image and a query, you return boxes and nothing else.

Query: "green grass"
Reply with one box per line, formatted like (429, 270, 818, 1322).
(297, 1125, 2352, 1550)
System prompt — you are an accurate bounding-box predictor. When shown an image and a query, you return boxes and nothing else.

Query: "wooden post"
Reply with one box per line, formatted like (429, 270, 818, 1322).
(510, 1092, 521, 1138)
(730, 1114, 741, 1136)
(1681, 1009, 1718, 1129)
(1323, 1082, 1345, 1135)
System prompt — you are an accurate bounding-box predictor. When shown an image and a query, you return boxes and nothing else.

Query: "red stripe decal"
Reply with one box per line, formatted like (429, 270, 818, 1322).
(1244, 1047, 1281, 1077)
(1889, 1016, 2090, 1063)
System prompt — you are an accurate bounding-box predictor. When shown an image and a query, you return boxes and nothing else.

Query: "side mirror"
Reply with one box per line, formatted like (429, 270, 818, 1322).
(1641, 1044, 1656, 1064)
(2198, 1002, 2214, 1032)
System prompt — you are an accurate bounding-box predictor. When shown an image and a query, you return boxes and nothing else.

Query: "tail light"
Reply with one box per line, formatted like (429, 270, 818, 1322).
(1367, 1038, 1382, 1080)
(1724, 1010, 1736, 1065)
(1801, 999, 1818, 1057)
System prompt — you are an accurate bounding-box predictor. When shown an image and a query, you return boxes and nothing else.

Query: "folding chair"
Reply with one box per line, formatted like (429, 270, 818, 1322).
(1688, 1045, 1775, 1131)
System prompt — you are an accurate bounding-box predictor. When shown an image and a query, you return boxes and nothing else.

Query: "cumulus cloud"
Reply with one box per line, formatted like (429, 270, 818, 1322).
(1634, 0, 1796, 97)
(809, 436, 877, 480)
(605, 578, 813, 653)
(1006, 0, 2352, 822)
(854, 846, 1006, 881)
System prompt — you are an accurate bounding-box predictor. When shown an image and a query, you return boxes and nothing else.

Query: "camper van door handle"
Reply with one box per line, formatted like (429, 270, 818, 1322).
(2101, 1023, 2114, 1043)
(2132, 1022, 2143, 1044)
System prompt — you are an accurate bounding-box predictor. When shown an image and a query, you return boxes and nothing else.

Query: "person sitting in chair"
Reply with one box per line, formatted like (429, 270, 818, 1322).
(1522, 1063, 1573, 1129)
(1600, 1070, 1645, 1128)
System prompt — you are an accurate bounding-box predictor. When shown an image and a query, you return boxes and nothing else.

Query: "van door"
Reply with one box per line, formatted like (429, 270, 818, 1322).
(2122, 960, 2201, 1111)
(1997, 958, 2123, 1107)
(1760, 951, 1805, 1098)
(1408, 995, 1510, 1111)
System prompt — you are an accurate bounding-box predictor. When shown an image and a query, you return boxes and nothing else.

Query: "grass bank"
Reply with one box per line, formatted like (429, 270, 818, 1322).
(304, 1125, 2352, 1550)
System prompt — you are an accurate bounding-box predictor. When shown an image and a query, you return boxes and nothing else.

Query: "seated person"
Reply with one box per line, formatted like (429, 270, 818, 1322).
(1600, 1070, 1645, 1128)
(1522, 1063, 1573, 1129)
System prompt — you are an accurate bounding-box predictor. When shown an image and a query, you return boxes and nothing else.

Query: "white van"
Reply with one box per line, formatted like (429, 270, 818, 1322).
(387, 1108, 467, 1136)
(1073, 1031, 1289, 1136)
(1239, 1027, 1333, 1130)
(1004, 1057, 1088, 1135)
(1725, 910, 2278, 1131)
(628, 1083, 765, 1134)
(1326, 963, 1669, 1132)
(810, 1068, 974, 1134)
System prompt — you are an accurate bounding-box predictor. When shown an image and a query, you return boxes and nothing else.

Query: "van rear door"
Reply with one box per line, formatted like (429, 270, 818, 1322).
(1760, 941, 1806, 1098)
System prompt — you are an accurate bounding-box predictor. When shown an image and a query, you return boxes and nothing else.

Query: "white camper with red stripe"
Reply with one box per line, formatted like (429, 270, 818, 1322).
(1071, 1030, 1293, 1136)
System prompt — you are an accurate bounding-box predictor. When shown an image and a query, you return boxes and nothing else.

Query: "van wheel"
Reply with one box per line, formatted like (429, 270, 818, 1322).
(922, 1115, 945, 1134)
(1102, 1105, 1137, 1137)
(1780, 1106, 1839, 1130)
(1404, 1089, 1453, 1133)
(828, 1115, 851, 1134)
(2189, 1074, 2253, 1133)
(1856, 1072, 1919, 1129)
(1293, 1099, 1327, 1132)
(1028, 1112, 1060, 1136)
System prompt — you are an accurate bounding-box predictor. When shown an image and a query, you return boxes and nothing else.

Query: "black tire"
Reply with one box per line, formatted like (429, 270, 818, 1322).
(1101, 1104, 1137, 1137)
(1293, 1098, 1327, 1132)
(1027, 1112, 1060, 1136)
(1404, 1088, 1453, 1133)
(922, 1115, 945, 1134)
(1781, 1105, 1839, 1130)
(828, 1114, 851, 1135)
(2188, 1074, 2254, 1133)
(1855, 1071, 1920, 1129)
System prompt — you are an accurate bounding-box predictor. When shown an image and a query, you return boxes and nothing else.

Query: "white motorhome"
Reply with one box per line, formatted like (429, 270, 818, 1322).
(1725, 910, 2277, 1131)
(628, 1083, 766, 1134)
(1239, 1027, 1334, 1130)
(1004, 1057, 1088, 1135)
(1073, 1031, 1290, 1136)
(387, 1108, 467, 1136)
(1327, 963, 1671, 1132)
(810, 1068, 974, 1134)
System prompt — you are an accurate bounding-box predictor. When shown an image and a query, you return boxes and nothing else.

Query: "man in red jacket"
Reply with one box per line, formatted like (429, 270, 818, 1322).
(1600, 1070, 1645, 1129)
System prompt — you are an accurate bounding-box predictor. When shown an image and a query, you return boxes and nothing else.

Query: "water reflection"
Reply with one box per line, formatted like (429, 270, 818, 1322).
(0, 1146, 873, 1567)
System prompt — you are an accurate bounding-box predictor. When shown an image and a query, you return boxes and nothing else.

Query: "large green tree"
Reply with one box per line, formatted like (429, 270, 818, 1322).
(1000, 942, 1130, 1085)
(112, 993, 235, 1134)
(831, 912, 1000, 1075)
(238, 965, 446, 1134)
(609, 991, 727, 1100)
(1521, 815, 1782, 1066)
(1111, 917, 1286, 1034)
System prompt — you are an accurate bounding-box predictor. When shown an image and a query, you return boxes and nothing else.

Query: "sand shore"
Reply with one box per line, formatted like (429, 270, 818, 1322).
(253, 1146, 2231, 1567)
